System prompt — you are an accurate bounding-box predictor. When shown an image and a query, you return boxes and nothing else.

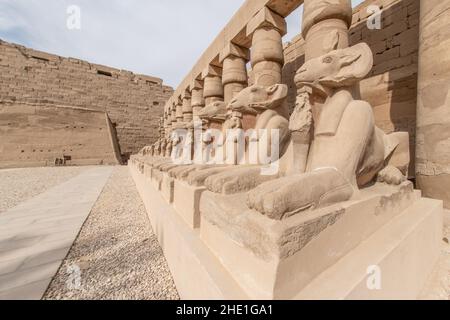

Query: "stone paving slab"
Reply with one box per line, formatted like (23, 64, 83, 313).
(0, 166, 113, 300)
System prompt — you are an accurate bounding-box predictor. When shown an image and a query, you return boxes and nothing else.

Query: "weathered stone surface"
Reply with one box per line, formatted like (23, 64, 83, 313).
(130, 0, 447, 302)
(0, 103, 121, 168)
(0, 40, 173, 166)
(416, 0, 450, 209)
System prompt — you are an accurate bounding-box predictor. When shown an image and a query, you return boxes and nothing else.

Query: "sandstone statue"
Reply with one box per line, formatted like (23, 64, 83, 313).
(247, 41, 410, 220)
(203, 84, 292, 194)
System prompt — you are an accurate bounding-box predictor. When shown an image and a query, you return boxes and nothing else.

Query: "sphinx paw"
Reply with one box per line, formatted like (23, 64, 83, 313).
(377, 166, 406, 185)
(205, 167, 273, 194)
(247, 178, 294, 219)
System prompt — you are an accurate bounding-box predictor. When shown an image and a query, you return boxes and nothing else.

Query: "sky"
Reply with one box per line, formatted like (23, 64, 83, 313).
(0, 0, 365, 88)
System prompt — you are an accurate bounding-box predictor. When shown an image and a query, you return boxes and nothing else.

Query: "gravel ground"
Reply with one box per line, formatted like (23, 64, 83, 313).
(0, 166, 89, 213)
(43, 166, 179, 300)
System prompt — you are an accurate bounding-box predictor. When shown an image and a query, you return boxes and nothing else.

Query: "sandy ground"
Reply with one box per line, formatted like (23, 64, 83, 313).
(0, 166, 89, 213)
(43, 166, 179, 300)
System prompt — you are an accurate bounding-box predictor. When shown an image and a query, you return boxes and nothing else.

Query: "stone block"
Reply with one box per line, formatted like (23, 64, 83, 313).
(173, 180, 206, 229)
(129, 163, 247, 299)
(296, 198, 443, 299)
(151, 169, 163, 191)
(246, 6, 287, 38)
(161, 173, 174, 204)
(130, 163, 443, 300)
(199, 182, 431, 299)
(219, 43, 250, 63)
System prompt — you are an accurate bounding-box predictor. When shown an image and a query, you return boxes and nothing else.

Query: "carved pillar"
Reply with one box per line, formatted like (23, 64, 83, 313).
(182, 89, 193, 122)
(302, 0, 352, 60)
(219, 43, 249, 103)
(158, 117, 164, 154)
(190, 79, 205, 118)
(416, 0, 450, 209)
(176, 96, 183, 123)
(246, 7, 286, 87)
(202, 65, 224, 106)
(157, 117, 162, 139)
(163, 111, 168, 137)
(171, 102, 177, 125)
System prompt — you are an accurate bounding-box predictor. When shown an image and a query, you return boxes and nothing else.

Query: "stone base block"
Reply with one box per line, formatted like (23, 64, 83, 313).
(161, 173, 174, 204)
(296, 197, 443, 300)
(199, 183, 443, 299)
(173, 180, 206, 229)
(129, 163, 248, 299)
(130, 163, 443, 300)
(151, 169, 163, 191)
(143, 163, 152, 180)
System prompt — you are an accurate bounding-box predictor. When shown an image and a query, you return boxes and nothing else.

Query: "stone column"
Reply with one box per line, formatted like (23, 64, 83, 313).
(416, 0, 450, 209)
(163, 110, 169, 136)
(171, 102, 177, 125)
(190, 79, 205, 118)
(302, 0, 352, 60)
(202, 65, 224, 106)
(176, 96, 183, 123)
(158, 117, 164, 140)
(246, 7, 286, 87)
(219, 43, 249, 103)
(182, 89, 193, 123)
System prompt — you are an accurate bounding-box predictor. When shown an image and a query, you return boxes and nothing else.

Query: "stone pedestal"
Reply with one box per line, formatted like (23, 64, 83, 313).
(296, 197, 442, 300)
(173, 180, 206, 229)
(143, 163, 152, 180)
(130, 161, 443, 300)
(199, 182, 440, 299)
(151, 168, 163, 191)
(161, 173, 175, 204)
(130, 162, 247, 300)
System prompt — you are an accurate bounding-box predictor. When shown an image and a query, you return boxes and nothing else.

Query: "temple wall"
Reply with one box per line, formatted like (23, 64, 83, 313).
(0, 103, 121, 168)
(0, 39, 173, 166)
(283, 0, 420, 176)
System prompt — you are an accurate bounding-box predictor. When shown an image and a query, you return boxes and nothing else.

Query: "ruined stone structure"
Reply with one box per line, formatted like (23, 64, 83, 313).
(129, 0, 447, 299)
(0, 40, 173, 168)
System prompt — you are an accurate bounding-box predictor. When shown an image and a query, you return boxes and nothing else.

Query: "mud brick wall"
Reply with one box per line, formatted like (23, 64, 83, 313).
(0, 39, 173, 164)
(283, 0, 419, 176)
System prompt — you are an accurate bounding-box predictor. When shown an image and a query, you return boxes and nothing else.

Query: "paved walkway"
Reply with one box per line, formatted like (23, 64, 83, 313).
(0, 167, 113, 300)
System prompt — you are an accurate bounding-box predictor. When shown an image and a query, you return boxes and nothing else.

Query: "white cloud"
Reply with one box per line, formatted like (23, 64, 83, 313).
(0, 0, 367, 88)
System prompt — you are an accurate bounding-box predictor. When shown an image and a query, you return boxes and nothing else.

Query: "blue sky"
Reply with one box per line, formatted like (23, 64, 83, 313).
(0, 0, 365, 88)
